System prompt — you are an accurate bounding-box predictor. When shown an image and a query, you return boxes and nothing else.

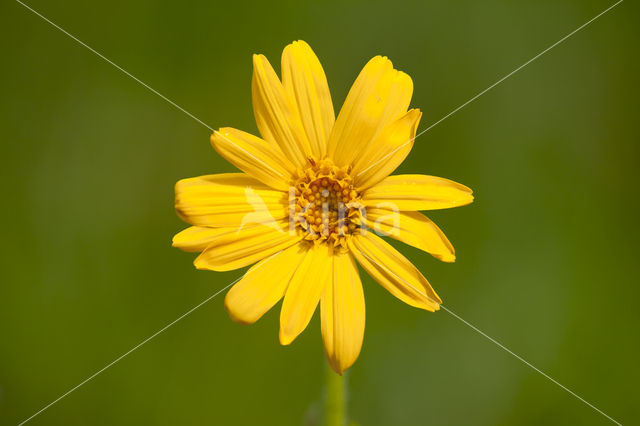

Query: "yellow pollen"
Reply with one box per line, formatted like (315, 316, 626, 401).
(292, 158, 362, 247)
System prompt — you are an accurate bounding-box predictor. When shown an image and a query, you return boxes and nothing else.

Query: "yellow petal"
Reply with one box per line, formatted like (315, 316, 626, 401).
(252, 53, 311, 168)
(194, 220, 301, 272)
(363, 208, 455, 262)
(279, 243, 332, 345)
(362, 174, 474, 211)
(172, 226, 229, 253)
(175, 173, 289, 227)
(327, 56, 413, 167)
(281, 40, 335, 159)
(321, 251, 365, 374)
(353, 109, 421, 191)
(348, 232, 441, 311)
(210, 127, 295, 191)
(225, 244, 306, 325)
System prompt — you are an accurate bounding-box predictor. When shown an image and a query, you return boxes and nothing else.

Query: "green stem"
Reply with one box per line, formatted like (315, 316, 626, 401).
(325, 362, 345, 426)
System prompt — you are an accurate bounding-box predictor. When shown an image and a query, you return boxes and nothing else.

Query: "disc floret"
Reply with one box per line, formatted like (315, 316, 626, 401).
(291, 158, 362, 247)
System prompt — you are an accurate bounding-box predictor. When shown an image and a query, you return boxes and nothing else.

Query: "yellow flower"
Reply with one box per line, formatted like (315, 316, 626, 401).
(173, 40, 473, 374)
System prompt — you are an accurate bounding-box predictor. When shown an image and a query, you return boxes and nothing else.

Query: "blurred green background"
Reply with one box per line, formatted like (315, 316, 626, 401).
(2, 0, 638, 424)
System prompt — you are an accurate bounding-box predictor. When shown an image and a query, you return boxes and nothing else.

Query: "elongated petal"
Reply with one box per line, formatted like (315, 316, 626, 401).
(175, 173, 289, 227)
(281, 40, 335, 159)
(194, 220, 301, 272)
(280, 243, 332, 345)
(172, 226, 230, 253)
(348, 232, 441, 311)
(327, 56, 413, 167)
(321, 251, 365, 374)
(210, 128, 295, 191)
(225, 244, 306, 324)
(252, 54, 311, 168)
(363, 208, 455, 262)
(362, 174, 473, 211)
(353, 109, 421, 191)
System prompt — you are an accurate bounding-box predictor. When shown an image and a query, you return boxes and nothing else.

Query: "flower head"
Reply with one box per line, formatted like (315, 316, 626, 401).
(173, 40, 473, 373)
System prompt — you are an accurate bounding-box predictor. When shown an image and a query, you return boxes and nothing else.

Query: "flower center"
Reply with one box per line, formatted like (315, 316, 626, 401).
(291, 159, 361, 247)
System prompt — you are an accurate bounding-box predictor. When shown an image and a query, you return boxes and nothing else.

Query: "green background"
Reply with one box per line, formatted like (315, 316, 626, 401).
(2, 0, 638, 424)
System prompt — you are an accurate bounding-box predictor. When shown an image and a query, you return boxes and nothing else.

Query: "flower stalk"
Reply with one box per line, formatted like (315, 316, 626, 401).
(325, 361, 345, 426)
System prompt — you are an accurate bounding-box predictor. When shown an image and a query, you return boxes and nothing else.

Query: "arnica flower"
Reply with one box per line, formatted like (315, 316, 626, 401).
(173, 40, 473, 374)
